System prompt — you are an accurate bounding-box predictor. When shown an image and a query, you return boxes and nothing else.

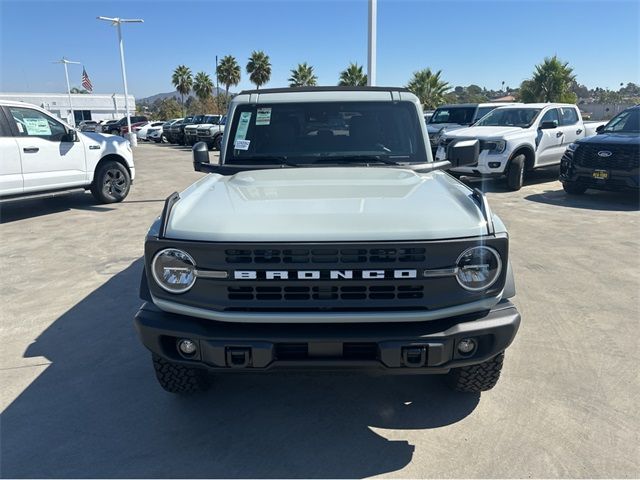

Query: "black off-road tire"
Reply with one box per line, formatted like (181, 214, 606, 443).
(90, 160, 131, 203)
(506, 155, 525, 191)
(445, 352, 504, 393)
(213, 134, 223, 151)
(562, 181, 587, 195)
(152, 354, 211, 394)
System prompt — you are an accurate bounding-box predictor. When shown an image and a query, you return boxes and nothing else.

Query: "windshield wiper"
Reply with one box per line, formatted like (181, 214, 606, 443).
(235, 155, 303, 168)
(310, 154, 411, 166)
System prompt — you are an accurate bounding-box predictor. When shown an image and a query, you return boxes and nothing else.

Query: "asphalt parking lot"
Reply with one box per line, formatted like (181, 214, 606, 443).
(1, 142, 639, 478)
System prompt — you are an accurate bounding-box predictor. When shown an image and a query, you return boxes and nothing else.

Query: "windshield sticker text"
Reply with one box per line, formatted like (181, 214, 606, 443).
(234, 139, 251, 150)
(234, 112, 252, 142)
(256, 108, 272, 126)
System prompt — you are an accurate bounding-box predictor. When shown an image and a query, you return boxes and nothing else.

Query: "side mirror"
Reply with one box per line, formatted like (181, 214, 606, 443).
(62, 129, 78, 142)
(596, 124, 605, 133)
(193, 141, 210, 172)
(447, 139, 479, 168)
(539, 120, 558, 130)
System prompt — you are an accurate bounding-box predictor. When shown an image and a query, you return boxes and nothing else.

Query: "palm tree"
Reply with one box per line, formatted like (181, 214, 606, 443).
(171, 65, 193, 115)
(70, 87, 89, 94)
(338, 63, 367, 86)
(519, 56, 577, 103)
(246, 51, 271, 90)
(406, 68, 450, 110)
(217, 55, 241, 102)
(288, 62, 318, 87)
(193, 72, 213, 102)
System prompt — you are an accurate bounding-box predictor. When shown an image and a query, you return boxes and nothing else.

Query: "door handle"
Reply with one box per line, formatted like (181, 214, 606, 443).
(556, 131, 564, 138)
(576, 129, 582, 134)
(23, 147, 39, 153)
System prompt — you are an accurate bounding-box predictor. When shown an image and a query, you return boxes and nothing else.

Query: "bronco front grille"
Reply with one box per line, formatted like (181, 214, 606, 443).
(225, 247, 426, 264)
(573, 144, 640, 171)
(227, 285, 425, 301)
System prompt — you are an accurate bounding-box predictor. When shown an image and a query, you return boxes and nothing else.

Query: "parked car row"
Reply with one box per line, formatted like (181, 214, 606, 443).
(163, 114, 226, 150)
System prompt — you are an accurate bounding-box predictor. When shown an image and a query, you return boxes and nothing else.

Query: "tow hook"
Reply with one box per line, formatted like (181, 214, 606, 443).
(226, 347, 252, 368)
(402, 346, 427, 367)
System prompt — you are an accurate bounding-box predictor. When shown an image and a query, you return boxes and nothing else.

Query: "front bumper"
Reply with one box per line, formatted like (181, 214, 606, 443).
(560, 153, 640, 191)
(134, 300, 520, 373)
(438, 145, 510, 176)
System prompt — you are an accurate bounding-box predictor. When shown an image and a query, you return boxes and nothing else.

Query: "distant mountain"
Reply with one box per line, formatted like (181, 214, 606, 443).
(138, 88, 228, 104)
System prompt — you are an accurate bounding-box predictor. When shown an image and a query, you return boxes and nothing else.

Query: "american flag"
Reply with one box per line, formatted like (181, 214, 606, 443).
(81, 67, 93, 92)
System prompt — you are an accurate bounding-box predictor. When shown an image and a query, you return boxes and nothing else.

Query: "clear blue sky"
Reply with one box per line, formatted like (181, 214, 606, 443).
(1, 0, 638, 99)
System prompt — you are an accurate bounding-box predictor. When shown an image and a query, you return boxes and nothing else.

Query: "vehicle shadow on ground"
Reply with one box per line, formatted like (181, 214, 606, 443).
(2, 260, 479, 479)
(459, 167, 561, 193)
(0, 193, 114, 224)
(525, 188, 640, 212)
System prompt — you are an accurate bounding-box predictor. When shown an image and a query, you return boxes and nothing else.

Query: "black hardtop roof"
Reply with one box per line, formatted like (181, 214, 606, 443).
(238, 86, 411, 95)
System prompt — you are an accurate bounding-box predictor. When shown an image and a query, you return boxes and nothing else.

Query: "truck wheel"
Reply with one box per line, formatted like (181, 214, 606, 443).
(445, 352, 504, 393)
(562, 181, 587, 195)
(152, 354, 211, 394)
(506, 155, 525, 191)
(214, 134, 223, 151)
(90, 160, 131, 203)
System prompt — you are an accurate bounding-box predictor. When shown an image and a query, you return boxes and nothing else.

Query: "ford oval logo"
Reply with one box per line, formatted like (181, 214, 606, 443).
(598, 150, 613, 157)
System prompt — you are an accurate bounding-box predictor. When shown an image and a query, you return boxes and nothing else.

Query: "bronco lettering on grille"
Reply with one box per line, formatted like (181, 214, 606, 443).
(234, 269, 418, 280)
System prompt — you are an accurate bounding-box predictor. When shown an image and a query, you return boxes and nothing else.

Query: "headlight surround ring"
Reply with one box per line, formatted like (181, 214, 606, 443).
(455, 246, 502, 292)
(151, 248, 197, 294)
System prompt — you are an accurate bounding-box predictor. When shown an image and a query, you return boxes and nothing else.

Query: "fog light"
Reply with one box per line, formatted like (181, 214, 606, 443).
(488, 162, 501, 168)
(178, 339, 197, 355)
(457, 338, 476, 354)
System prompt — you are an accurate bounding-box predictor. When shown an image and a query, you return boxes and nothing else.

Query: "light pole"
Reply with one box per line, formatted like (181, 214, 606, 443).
(367, 0, 377, 86)
(97, 16, 143, 146)
(53, 57, 80, 126)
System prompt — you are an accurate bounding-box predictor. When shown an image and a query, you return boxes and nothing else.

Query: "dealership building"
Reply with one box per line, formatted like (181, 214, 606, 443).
(0, 92, 136, 125)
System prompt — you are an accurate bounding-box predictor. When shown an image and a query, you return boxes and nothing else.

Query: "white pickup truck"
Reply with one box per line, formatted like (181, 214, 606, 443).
(0, 100, 135, 203)
(436, 103, 606, 190)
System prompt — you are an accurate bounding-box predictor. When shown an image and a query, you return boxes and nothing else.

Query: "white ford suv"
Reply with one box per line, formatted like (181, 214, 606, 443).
(0, 100, 135, 203)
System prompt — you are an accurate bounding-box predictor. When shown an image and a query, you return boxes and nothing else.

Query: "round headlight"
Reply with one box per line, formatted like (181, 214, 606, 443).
(455, 246, 502, 292)
(151, 248, 197, 293)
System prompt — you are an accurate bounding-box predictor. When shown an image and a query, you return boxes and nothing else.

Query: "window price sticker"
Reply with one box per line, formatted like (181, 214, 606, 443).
(256, 108, 272, 126)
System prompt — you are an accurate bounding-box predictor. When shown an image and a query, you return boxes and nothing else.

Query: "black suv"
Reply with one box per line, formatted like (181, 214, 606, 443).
(105, 115, 149, 135)
(560, 105, 640, 194)
(168, 115, 205, 146)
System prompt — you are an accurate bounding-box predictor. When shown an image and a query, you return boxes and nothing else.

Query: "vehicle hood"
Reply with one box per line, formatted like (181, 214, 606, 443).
(197, 123, 224, 129)
(578, 132, 640, 145)
(426, 123, 469, 135)
(443, 125, 525, 139)
(165, 167, 489, 242)
(82, 131, 128, 145)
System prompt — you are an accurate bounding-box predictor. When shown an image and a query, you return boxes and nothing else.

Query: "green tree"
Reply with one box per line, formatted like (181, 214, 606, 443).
(518, 56, 577, 104)
(217, 55, 241, 109)
(193, 71, 213, 103)
(154, 97, 182, 119)
(406, 68, 450, 110)
(338, 63, 367, 86)
(171, 65, 193, 115)
(246, 51, 271, 90)
(288, 62, 318, 87)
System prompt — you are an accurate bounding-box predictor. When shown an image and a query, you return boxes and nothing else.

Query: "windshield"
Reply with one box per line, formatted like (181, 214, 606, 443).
(224, 101, 427, 165)
(429, 107, 476, 125)
(474, 106, 497, 122)
(203, 115, 220, 124)
(475, 108, 541, 128)
(603, 108, 640, 133)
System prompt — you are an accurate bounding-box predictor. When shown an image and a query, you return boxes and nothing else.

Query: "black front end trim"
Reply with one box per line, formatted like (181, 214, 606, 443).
(134, 300, 520, 373)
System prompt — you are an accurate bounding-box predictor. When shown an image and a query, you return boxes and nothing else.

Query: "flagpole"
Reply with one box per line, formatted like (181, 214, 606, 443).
(367, 0, 377, 86)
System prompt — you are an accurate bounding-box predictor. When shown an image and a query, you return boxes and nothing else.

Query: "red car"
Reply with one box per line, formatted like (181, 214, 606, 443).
(120, 121, 149, 136)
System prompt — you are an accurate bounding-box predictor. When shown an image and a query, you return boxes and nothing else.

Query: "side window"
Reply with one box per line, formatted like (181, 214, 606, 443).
(0, 108, 11, 137)
(539, 108, 559, 126)
(8, 106, 67, 141)
(559, 107, 579, 125)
